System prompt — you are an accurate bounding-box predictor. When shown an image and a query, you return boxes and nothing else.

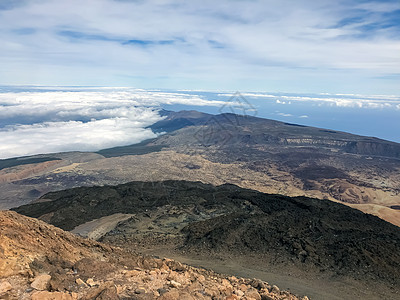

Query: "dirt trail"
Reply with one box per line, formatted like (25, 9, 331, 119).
(71, 213, 134, 240)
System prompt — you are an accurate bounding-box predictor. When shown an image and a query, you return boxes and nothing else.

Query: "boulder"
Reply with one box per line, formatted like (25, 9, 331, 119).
(31, 291, 76, 300)
(0, 281, 12, 295)
(31, 274, 51, 291)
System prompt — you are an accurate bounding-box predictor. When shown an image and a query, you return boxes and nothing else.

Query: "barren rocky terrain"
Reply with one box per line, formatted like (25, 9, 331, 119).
(1, 110, 399, 227)
(13, 180, 400, 299)
(0, 210, 305, 300)
(2, 111, 400, 299)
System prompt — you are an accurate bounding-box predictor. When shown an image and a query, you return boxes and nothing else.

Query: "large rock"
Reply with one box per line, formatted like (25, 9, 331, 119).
(31, 274, 51, 291)
(0, 281, 12, 295)
(31, 291, 77, 300)
(245, 287, 261, 300)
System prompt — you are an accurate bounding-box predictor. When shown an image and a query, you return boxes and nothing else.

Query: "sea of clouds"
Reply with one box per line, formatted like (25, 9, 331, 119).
(1, 87, 399, 159)
(0, 87, 226, 159)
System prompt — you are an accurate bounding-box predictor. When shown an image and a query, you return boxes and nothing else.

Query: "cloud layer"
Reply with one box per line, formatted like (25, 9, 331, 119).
(1, 86, 399, 158)
(0, 87, 225, 158)
(0, 0, 399, 93)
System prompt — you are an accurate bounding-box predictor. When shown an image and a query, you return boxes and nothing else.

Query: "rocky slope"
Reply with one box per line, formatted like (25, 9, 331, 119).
(12, 181, 400, 299)
(0, 210, 304, 300)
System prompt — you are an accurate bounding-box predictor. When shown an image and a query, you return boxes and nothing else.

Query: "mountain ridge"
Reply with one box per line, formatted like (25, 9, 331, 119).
(0, 110, 399, 228)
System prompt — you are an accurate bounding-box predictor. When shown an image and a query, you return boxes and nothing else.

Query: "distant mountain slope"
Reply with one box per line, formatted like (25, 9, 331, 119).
(100, 109, 400, 159)
(1, 110, 399, 228)
(12, 180, 400, 298)
(147, 110, 400, 158)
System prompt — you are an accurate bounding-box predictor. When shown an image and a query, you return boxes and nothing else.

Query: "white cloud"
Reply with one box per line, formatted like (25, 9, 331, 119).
(0, 0, 399, 93)
(0, 87, 225, 159)
(237, 92, 400, 109)
(277, 112, 293, 117)
(0, 118, 157, 158)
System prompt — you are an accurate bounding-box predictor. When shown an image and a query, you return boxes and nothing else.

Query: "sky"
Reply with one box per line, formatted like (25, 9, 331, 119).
(0, 1, 399, 158)
(0, 0, 399, 94)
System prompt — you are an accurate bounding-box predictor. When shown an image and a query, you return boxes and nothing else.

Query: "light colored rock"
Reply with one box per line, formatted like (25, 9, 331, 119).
(0, 281, 12, 295)
(86, 278, 99, 287)
(169, 280, 182, 288)
(75, 278, 86, 286)
(221, 278, 231, 287)
(271, 285, 280, 294)
(31, 274, 51, 291)
(135, 287, 146, 294)
(160, 263, 170, 273)
(235, 289, 245, 297)
(196, 274, 206, 283)
(187, 281, 203, 294)
(124, 269, 140, 277)
(229, 276, 238, 282)
(31, 291, 75, 300)
(245, 287, 261, 300)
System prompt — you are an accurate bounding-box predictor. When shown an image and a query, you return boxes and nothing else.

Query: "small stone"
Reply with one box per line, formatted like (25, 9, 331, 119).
(157, 288, 168, 295)
(86, 278, 98, 287)
(260, 293, 274, 300)
(160, 263, 170, 273)
(135, 287, 146, 294)
(270, 285, 280, 294)
(302, 297, 310, 300)
(235, 289, 244, 297)
(245, 287, 261, 300)
(75, 278, 86, 286)
(0, 281, 12, 295)
(196, 274, 206, 283)
(239, 283, 248, 292)
(169, 280, 182, 288)
(143, 275, 154, 282)
(168, 261, 185, 272)
(125, 270, 140, 277)
(221, 278, 231, 287)
(31, 274, 51, 291)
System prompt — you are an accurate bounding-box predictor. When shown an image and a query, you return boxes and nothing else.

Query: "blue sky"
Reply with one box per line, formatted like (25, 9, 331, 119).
(0, 0, 399, 94)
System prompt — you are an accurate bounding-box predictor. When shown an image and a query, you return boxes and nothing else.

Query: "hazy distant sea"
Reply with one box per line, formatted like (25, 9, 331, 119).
(162, 90, 400, 143)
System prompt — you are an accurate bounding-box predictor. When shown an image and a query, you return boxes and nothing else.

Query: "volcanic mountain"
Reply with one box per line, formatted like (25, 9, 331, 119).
(1, 110, 399, 227)
(13, 180, 400, 299)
